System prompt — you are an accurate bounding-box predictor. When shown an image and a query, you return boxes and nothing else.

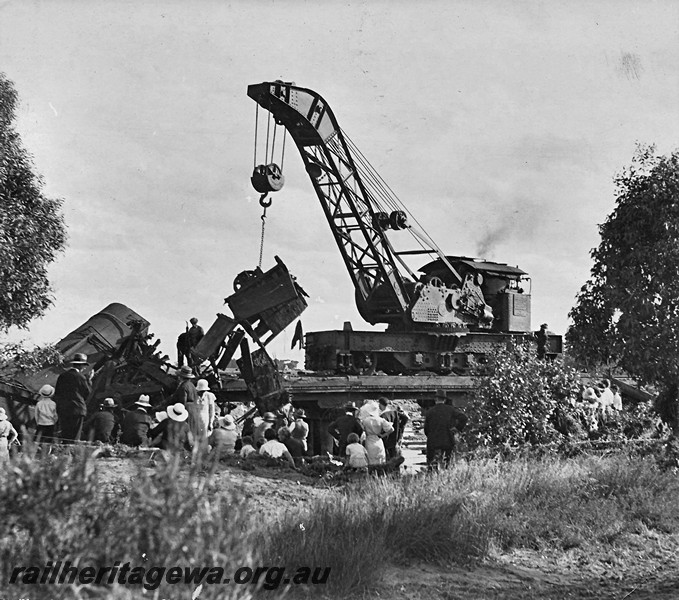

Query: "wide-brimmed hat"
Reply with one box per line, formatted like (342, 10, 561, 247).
(344, 402, 357, 412)
(196, 379, 210, 392)
(435, 389, 447, 401)
(177, 366, 195, 379)
(167, 403, 188, 422)
(38, 384, 55, 398)
(135, 394, 152, 409)
(0, 407, 7, 421)
(155, 411, 168, 423)
(220, 415, 236, 430)
(69, 353, 88, 365)
(262, 411, 277, 423)
(101, 397, 116, 408)
(293, 407, 306, 418)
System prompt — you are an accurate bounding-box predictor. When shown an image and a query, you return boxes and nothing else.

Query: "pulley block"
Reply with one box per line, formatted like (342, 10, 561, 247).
(389, 210, 408, 230)
(372, 211, 391, 231)
(251, 163, 285, 194)
(373, 210, 408, 230)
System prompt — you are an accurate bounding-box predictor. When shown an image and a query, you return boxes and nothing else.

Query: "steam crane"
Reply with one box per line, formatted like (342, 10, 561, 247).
(248, 81, 559, 374)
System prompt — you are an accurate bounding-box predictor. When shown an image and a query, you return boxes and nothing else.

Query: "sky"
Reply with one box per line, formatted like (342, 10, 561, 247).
(1, 0, 678, 365)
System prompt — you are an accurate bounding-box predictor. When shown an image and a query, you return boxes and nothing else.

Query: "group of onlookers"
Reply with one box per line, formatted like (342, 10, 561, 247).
(575, 379, 623, 431)
(327, 397, 410, 470)
(1, 351, 474, 475)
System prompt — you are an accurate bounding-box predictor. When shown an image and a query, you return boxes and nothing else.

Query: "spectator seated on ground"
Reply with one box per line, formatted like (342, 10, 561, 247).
(277, 426, 305, 465)
(259, 428, 296, 469)
(344, 432, 369, 472)
(120, 395, 153, 447)
(85, 397, 119, 444)
(149, 403, 193, 452)
(240, 435, 257, 458)
(208, 415, 239, 459)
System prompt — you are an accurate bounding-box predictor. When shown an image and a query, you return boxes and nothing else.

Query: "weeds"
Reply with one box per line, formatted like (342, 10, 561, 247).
(2, 447, 679, 598)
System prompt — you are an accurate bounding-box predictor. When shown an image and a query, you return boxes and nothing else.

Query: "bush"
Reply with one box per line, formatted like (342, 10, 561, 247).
(464, 342, 583, 448)
(0, 341, 62, 379)
(1, 449, 259, 599)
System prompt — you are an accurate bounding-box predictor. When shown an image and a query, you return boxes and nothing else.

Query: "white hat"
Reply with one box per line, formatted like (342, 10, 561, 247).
(196, 379, 210, 392)
(39, 384, 55, 398)
(0, 407, 7, 421)
(155, 411, 168, 423)
(220, 414, 236, 430)
(135, 395, 152, 409)
(167, 403, 189, 422)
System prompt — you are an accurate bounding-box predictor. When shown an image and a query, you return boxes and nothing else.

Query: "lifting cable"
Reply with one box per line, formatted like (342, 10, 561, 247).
(258, 204, 267, 269)
(252, 108, 288, 269)
(253, 104, 259, 168)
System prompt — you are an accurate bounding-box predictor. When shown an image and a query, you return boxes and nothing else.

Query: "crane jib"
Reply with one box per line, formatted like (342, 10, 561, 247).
(247, 82, 337, 146)
(246, 81, 500, 332)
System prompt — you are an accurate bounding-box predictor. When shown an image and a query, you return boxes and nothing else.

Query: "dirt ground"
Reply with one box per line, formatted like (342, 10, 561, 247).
(94, 455, 679, 600)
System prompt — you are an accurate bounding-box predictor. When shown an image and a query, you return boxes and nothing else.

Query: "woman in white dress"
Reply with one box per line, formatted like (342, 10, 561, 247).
(359, 401, 394, 466)
(0, 407, 19, 464)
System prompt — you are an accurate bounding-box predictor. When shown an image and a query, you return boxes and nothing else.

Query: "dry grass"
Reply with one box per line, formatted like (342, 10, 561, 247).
(2, 444, 679, 598)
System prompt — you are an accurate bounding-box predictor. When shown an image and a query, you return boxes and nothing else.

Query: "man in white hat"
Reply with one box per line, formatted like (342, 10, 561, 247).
(150, 403, 193, 451)
(208, 414, 238, 458)
(120, 395, 153, 446)
(35, 384, 58, 443)
(54, 353, 91, 442)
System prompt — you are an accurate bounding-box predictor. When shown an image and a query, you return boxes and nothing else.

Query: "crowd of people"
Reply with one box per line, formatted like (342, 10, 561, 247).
(573, 378, 624, 432)
(0, 349, 475, 474)
(0, 352, 318, 469)
(327, 397, 410, 471)
(1, 349, 636, 474)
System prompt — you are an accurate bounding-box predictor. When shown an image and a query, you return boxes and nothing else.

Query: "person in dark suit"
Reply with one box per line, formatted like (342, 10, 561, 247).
(378, 397, 409, 459)
(120, 395, 153, 447)
(327, 403, 364, 457)
(424, 390, 467, 469)
(85, 397, 119, 443)
(54, 353, 92, 442)
(187, 317, 204, 349)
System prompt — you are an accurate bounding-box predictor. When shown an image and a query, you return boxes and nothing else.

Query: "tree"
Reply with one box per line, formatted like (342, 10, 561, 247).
(0, 73, 66, 331)
(567, 145, 679, 431)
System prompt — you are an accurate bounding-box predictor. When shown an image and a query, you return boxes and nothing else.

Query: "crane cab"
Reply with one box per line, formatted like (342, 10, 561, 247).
(418, 257, 532, 333)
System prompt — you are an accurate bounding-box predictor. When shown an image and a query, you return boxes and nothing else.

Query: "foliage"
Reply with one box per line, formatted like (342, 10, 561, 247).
(0, 341, 62, 379)
(1, 450, 259, 599)
(3, 449, 679, 598)
(0, 73, 66, 331)
(463, 342, 582, 448)
(566, 145, 679, 429)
